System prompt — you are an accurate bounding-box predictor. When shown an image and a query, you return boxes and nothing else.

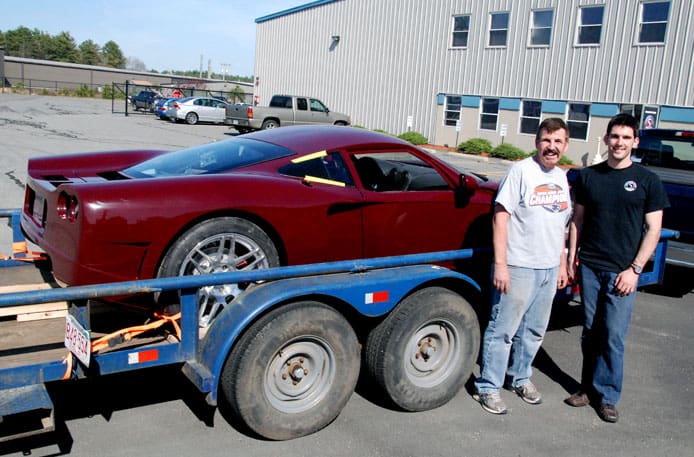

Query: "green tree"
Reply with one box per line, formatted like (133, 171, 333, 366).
(47, 31, 77, 62)
(101, 40, 125, 68)
(78, 39, 101, 65)
(0, 30, 6, 48)
(3, 26, 34, 57)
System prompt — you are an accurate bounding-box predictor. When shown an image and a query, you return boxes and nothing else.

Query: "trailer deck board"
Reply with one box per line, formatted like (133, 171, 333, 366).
(0, 318, 67, 369)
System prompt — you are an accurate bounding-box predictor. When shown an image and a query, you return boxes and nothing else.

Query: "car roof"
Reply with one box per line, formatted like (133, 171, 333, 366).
(243, 125, 413, 155)
(639, 128, 694, 136)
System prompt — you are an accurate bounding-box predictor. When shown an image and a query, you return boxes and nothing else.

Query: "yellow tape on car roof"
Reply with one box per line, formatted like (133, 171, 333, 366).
(292, 150, 327, 163)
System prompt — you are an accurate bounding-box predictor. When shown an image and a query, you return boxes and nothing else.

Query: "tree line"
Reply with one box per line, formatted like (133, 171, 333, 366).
(0, 26, 127, 69)
(0, 26, 253, 83)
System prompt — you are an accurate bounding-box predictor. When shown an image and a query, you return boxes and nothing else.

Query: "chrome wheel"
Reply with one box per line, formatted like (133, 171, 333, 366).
(179, 232, 270, 327)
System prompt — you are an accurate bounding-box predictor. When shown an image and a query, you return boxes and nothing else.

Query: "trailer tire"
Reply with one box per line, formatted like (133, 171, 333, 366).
(364, 286, 479, 411)
(220, 301, 360, 440)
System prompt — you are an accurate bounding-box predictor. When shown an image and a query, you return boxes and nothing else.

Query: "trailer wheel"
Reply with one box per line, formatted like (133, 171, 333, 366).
(220, 301, 360, 440)
(364, 286, 479, 411)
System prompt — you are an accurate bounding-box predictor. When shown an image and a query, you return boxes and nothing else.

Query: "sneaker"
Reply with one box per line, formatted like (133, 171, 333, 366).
(473, 391, 508, 415)
(513, 382, 542, 405)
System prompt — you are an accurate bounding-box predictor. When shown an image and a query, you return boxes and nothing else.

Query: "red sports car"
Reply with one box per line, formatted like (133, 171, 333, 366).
(22, 125, 495, 325)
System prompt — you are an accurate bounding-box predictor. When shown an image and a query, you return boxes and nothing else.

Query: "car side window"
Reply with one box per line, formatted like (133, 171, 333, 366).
(278, 151, 354, 186)
(310, 99, 327, 112)
(351, 152, 450, 192)
(297, 98, 308, 111)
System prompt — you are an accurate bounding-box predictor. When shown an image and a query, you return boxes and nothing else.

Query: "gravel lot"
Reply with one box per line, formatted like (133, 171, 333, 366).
(0, 94, 692, 457)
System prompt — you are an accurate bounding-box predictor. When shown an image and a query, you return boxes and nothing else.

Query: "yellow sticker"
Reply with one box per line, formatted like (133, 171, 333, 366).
(304, 175, 345, 187)
(291, 150, 327, 163)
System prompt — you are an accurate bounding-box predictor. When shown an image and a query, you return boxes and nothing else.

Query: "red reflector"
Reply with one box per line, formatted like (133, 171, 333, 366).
(128, 349, 159, 364)
(365, 291, 389, 304)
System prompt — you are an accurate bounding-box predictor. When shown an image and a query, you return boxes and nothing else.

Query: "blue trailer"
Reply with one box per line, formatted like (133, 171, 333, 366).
(0, 208, 679, 443)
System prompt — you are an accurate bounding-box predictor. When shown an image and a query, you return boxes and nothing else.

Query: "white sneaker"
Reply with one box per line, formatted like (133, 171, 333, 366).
(473, 391, 508, 414)
(514, 382, 542, 405)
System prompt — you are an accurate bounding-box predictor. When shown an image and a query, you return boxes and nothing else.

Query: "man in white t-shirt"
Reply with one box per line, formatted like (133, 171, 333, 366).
(473, 118, 572, 415)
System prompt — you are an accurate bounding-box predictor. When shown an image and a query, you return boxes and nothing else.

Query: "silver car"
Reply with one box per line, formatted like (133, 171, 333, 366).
(168, 96, 228, 125)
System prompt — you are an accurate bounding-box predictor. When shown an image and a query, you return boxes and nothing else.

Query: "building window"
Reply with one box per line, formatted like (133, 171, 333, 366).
(452, 15, 471, 48)
(480, 98, 499, 131)
(444, 96, 462, 126)
(520, 100, 542, 135)
(576, 5, 604, 45)
(639, 1, 670, 43)
(568, 103, 590, 140)
(489, 12, 510, 47)
(530, 9, 554, 46)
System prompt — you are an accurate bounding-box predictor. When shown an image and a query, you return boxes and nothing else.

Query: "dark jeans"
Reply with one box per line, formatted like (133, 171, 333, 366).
(578, 263, 636, 405)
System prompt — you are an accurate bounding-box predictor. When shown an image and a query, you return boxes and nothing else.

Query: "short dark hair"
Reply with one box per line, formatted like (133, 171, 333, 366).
(607, 113, 640, 138)
(536, 117, 569, 142)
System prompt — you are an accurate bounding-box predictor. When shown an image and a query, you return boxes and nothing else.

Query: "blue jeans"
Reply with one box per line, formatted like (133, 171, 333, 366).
(578, 263, 636, 405)
(475, 265, 558, 393)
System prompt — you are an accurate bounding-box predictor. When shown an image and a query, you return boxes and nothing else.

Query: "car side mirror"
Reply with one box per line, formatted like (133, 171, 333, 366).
(459, 174, 479, 193)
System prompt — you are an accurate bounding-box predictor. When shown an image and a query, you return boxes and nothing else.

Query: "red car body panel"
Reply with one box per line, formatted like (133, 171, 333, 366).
(21, 125, 496, 287)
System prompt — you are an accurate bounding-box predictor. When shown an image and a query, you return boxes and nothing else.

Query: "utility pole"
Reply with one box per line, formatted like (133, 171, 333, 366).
(220, 63, 230, 81)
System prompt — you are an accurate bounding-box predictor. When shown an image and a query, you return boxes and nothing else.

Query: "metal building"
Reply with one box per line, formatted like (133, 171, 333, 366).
(255, 0, 693, 164)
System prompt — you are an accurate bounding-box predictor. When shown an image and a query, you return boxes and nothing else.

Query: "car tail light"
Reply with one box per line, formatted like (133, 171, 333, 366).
(247, 106, 254, 119)
(57, 192, 79, 222)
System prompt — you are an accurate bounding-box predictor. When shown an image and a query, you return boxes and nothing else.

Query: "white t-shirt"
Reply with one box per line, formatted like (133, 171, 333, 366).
(495, 157, 572, 269)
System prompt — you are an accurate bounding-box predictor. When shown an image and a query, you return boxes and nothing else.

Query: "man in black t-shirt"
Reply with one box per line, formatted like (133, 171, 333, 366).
(566, 113, 668, 423)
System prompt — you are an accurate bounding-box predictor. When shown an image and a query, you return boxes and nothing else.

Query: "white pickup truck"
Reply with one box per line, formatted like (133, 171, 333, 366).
(225, 94, 351, 133)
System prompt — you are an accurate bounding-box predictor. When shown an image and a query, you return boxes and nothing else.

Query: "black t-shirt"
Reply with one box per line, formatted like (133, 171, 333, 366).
(574, 161, 669, 272)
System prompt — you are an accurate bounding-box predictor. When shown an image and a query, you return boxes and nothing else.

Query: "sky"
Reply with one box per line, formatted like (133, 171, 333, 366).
(0, 0, 310, 77)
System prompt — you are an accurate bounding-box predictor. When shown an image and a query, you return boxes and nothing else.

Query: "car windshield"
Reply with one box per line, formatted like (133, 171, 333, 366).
(635, 131, 694, 170)
(123, 138, 294, 178)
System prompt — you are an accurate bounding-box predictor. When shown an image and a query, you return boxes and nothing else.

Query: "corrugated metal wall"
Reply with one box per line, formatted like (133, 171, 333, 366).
(255, 0, 693, 141)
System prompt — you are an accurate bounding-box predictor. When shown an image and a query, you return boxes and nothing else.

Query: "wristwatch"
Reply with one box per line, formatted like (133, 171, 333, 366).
(631, 263, 643, 275)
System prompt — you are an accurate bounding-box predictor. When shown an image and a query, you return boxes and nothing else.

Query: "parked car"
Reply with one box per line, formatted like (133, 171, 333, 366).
(632, 128, 694, 265)
(153, 98, 176, 120)
(129, 89, 161, 111)
(21, 126, 496, 326)
(225, 94, 350, 133)
(168, 96, 228, 125)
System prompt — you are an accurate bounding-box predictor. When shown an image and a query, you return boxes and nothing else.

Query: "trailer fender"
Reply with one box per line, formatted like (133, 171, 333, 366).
(198, 264, 480, 403)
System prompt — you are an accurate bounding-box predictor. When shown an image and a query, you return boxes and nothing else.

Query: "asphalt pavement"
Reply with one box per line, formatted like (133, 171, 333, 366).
(0, 94, 692, 457)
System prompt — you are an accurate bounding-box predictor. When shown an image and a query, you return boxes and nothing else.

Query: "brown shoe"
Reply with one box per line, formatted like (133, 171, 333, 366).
(598, 403, 619, 423)
(564, 391, 590, 407)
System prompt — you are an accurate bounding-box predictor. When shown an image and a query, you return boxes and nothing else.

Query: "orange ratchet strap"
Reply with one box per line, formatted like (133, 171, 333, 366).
(91, 311, 182, 353)
(0, 241, 48, 262)
(61, 311, 182, 379)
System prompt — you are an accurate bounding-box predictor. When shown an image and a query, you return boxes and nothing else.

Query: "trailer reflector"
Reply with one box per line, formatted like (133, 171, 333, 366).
(128, 349, 159, 365)
(365, 291, 389, 304)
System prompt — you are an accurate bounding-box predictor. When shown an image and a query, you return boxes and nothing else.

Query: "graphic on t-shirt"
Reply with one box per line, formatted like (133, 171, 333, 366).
(529, 183, 570, 213)
(624, 180, 638, 192)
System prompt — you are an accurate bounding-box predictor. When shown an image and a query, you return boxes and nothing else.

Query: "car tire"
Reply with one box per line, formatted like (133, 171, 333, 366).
(157, 217, 280, 327)
(185, 112, 199, 125)
(364, 286, 480, 411)
(261, 119, 279, 129)
(219, 301, 360, 440)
